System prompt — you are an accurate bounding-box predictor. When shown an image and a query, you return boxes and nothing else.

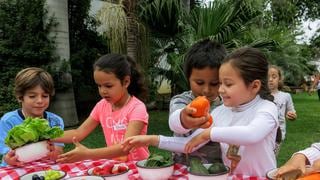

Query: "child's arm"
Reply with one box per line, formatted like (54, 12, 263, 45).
(185, 128, 211, 153)
(286, 94, 297, 120)
(121, 135, 160, 152)
(169, 95, 208, 134)
(122, 128, 208, 153)
(53, 117, 99, 143)
(205, 104, 278, 145)
(47, 142, 63, 161)
(169, 105, 210, 133)
(276, 153, 308, 176)
(56, 120, 146, 163)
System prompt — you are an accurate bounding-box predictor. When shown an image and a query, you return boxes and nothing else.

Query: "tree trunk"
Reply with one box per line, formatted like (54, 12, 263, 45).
(182, 0, 190, 12)
(126, 15, 138, 61)
(46, 0, 79, 127)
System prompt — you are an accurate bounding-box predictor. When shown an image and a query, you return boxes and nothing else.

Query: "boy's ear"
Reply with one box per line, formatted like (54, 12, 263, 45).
(17, 96, 23, 103)
(251, 80, 261, 94)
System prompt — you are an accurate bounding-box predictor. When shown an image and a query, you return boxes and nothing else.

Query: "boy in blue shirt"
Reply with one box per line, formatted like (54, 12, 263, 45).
(0, 67, 64, 166)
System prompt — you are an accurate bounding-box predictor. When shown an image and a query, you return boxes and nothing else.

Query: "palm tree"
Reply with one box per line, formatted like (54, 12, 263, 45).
(138, 0, 276, 95)
(46, 0, 79, 127)
(96, 0, 147, 65)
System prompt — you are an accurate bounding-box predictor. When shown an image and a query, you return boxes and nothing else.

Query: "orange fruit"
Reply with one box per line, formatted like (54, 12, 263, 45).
(298, 173, 320, 180)
(189, 96, 210, 117)
(189, 96, 213, 128)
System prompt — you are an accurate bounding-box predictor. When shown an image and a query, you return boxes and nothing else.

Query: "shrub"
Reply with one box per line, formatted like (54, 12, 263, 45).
(0, 0, 57, 115)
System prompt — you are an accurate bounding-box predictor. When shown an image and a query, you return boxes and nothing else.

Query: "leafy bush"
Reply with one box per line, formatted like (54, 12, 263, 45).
(0, 0, 57, 115)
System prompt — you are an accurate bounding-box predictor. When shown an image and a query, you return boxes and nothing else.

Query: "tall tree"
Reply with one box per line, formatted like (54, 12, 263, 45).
(46, 0, 79, 127)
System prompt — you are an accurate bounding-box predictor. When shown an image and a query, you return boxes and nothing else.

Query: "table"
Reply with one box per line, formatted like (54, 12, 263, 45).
(0, 159, 267, 180)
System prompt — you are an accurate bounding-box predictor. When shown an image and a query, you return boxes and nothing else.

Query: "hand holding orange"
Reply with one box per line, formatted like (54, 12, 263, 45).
(189, 96, 213, 128)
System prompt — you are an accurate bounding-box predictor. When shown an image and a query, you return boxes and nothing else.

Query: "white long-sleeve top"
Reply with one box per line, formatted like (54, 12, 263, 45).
(160, 95, 279, 177)
(273, 91, 296, 140)
(296, 143, 320, 165)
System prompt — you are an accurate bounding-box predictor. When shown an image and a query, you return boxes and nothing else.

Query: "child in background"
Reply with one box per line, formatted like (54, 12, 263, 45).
(268, 65, 297, 154)
(169, 39, 226, 164)
(312, 73, 320, 101)
(122, 47, 279, 177)
(0, 67, 64, 167)
(54, 53, 149, 163)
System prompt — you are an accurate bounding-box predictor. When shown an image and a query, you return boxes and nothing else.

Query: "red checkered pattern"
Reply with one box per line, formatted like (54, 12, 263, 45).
(0, 159, 267, 180)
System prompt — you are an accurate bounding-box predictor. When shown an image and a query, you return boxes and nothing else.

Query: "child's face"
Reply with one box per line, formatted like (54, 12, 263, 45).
(189, 67, 220, 101)
(20, 85, 50, 117)
(219, 62, 258, 107)
(268, 68, 280, 91)
(94, 70, 129, 105)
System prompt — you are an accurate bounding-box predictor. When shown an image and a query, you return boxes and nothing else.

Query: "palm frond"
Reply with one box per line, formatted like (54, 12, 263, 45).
(96, 2, 127, 53)
(137, 0, 186, 36)
(190, 0, 260, 44)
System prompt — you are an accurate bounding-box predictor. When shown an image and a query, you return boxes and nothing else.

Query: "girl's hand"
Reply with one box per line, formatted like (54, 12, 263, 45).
(184, 128, 211, 153)
(180, 105, 208, 129)
(56, 137, 91, 163)
(286, 111, 297, 120)
(121, 135, 159, 152)
(4, 150, 24, 167)
(276, 153, 307, 177)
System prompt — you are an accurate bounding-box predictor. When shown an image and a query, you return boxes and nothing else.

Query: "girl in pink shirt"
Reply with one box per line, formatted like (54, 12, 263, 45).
(53, 53, 149, 162)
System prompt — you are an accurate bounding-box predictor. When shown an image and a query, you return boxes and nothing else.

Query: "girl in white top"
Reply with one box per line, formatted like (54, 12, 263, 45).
(122, 47, 279, 177)
(268, 65, 297, 142)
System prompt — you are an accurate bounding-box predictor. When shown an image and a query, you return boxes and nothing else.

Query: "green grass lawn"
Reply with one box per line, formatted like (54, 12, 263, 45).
(277, 92, 320, 165)
(66, 92, 320, 166)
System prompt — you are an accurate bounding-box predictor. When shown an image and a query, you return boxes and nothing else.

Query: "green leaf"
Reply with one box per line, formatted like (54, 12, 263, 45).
(5, 117, 63, 149)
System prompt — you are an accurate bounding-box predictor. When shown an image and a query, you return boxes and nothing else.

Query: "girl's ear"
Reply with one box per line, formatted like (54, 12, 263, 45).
(123, 75, 131, 88)
(251, 80, 261, 94)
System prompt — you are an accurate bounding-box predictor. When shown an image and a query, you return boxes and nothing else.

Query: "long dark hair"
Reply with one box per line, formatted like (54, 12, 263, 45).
(93, 53, 147, 101)
(223, 47, 274, 102)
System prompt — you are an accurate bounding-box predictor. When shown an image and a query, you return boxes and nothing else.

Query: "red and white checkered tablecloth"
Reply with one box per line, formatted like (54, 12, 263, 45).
(0, 159, 267, 180)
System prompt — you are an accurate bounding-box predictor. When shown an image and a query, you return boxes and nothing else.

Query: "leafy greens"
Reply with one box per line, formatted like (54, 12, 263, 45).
(145, 154, 173, 167)
(5, 117, 63, 149)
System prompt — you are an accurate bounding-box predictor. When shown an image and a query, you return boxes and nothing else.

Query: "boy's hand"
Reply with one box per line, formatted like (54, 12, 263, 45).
(180, 105, 208, 129)
(4, 150, 24, 167)
(184, 128, 211, 153)
(121, 135, 159, 152)
(286, 111, 297, 120)
(46, 141, 63, 161)
(56, 137, 90, 163)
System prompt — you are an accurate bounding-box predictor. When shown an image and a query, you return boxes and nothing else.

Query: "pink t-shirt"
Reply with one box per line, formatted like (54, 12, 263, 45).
(90, 96, 149, 161)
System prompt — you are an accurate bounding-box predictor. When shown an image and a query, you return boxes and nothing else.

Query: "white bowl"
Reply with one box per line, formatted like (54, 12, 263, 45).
(136, 159, 174, 180)
(266, 168, 279, 180)
(66, 176, 104, 180)
(266, 167, 308, 180)
(87, 164, 129, 180)
(15, 141, 49, 163)
(20, 170, 66, 180)
(188, 163, 230, 180)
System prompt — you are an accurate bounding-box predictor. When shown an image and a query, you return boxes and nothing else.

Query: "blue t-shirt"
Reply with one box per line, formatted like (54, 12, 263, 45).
(0, 109, 64, 166)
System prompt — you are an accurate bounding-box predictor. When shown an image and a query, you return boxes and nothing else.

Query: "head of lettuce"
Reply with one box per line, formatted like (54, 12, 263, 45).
(5, 117, 63, 149)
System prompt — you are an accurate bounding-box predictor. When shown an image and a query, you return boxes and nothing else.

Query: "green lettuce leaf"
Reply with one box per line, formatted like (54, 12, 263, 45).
(5, 117, 64, 149)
